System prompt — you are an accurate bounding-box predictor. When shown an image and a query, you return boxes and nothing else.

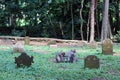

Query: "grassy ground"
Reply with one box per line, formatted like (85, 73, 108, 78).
(0, 45, 120, 80)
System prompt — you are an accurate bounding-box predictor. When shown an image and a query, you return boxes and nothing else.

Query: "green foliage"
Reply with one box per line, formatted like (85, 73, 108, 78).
(113, 31, 120, 42)
(11, 29, 25, 37)
(0, 45, 120, 80)
(0, 0, 119, 40)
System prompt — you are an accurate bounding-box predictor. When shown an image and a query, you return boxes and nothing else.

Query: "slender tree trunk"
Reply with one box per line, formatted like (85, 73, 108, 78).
(49, 16, 57, 38)
(59, 21, 65, 38)
(90, 0, 95, 42)
(9, 14, 14, 27)
(71, 4, 74, 40)
(101, 0, 110, 41)
(108, 20, 112, 38)
(119, 0, 120, 17)
(96, 8, 100, 39)
(9, 16, 12, 26)
(87, 11, 90, 42)
(80, 0, 84, 40)
(12, 14, 17, 30)
(95, 0, 99, 40)
(67, 1, 70, 10)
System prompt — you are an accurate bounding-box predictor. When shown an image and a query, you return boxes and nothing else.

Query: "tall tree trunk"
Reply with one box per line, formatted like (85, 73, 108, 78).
(95, 8, 100, 39)
(80, 0, 84, 40)
(101, 0, 111, 41)
(9, 14, 14, 27)
(95, 0, 99, 40)
(71, 4, 74, 40)
(108, 20, 112, 38)
(90, 0, 95, 42)
(87, 11, 90, 42)
(59, 21, 65, 38)
(48, 15, 57, 38)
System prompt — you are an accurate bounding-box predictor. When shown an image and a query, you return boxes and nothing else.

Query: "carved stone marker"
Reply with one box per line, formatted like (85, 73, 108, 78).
(47, 40, 56, 45)
(102, 39, 113, 55)
(15, 52, 34, 67)
(84, 55, 99, 69)
(24, 36, 30, 45)
(13, 42, 24, 53)
(89, 41, 98, 49)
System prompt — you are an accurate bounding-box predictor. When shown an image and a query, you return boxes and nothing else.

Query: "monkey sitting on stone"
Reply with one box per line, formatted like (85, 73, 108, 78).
(65, 50, 78, 63)
(15, 52, 34, 67)
(56, 51, 65, 63)
(56, 50, 78, 63)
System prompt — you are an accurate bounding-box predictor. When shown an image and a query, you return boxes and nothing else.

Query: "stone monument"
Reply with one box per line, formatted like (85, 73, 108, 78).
(102, 39, 113, 55)
(84, 55, 99, 69)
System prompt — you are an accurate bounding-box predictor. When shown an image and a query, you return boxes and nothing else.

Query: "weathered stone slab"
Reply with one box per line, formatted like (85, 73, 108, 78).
(13, 42, 24, 53)
(24, 36, 30, 45)
(102, 39, 113, 55)
(84, 55, 99, 69)
(47, 40, 56, 45)
(89, 41, 98, 49)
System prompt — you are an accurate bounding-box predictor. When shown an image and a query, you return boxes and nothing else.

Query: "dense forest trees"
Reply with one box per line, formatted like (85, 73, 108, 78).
(0, 0, 119, 42)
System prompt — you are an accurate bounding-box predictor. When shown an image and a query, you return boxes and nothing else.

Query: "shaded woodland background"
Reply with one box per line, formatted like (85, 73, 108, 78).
(0, 0, 119, 41)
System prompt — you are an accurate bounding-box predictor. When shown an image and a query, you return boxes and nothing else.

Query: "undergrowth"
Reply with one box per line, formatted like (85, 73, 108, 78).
(0, 45, 120, 80)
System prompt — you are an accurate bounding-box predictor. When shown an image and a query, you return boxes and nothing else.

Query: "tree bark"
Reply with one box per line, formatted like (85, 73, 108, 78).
(80, 0, 84, 40)
(71, 4, 74, 40)
(101, 0, 110, 41)
(87, 11, 90, 42)
(90, 0, 95, 42)
(59, 21, 65, 38)
(95, 8, 100, 39)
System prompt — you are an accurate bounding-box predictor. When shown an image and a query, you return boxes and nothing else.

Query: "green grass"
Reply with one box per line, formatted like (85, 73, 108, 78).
(0, 45, 120, 80)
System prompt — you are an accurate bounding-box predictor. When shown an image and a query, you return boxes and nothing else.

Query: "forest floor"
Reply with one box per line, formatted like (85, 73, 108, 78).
(0, 38, 120, 57)
(0, 37, 88, 47)
(0, 40, 120, 80)
(0, 37, 120, 80)
(0, 38, 86, 54)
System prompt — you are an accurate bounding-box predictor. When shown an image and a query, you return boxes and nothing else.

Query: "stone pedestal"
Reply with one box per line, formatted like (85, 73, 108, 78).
(102, 39, 113, 55)
(13, 42, 24, 53)
(89, 41, 98, 49)
(24, 36, 30, 45)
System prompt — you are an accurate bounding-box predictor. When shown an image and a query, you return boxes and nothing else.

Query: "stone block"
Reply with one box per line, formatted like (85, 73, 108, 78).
(13, 42, 24, 53)
(24, 36, 30, 45)
(102, 39, 113, 55)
